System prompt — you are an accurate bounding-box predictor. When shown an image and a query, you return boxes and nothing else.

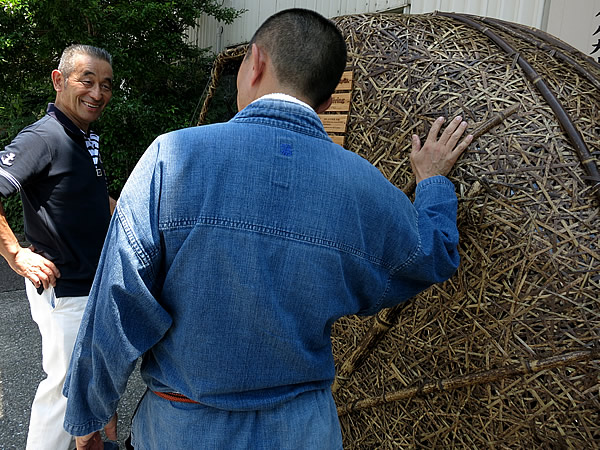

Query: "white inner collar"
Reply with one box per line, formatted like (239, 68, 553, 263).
(254, 93, 313, 112)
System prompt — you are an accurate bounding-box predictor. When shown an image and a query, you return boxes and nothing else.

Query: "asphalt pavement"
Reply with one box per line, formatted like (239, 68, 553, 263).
(0, 256, 146, 449)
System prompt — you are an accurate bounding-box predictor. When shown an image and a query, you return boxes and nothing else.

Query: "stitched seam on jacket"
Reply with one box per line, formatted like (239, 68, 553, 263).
(117, 208, 157, 269)
(232, 117, 330, 141)
(159, 216, 394, 270)
(390, 209, 422, 277)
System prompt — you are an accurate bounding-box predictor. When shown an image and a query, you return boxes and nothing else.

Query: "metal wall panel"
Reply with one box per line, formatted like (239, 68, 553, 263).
(546, 0, 600, 57)
(408, 0, 547, 28)
(407, 0, 544, 24)
(189, 0, 599, 56)
(189, 0, 410, 51)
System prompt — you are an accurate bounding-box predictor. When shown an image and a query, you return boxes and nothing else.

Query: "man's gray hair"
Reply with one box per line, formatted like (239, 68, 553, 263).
(58, 44, 112, 78)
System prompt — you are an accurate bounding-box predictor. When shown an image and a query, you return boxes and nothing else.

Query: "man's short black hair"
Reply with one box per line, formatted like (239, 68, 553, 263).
(249, 8, 347, 107)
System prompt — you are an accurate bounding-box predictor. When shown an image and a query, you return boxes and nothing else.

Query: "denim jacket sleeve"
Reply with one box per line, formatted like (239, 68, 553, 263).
(373, 175, 460, 311)
(63, 140, 172, 436)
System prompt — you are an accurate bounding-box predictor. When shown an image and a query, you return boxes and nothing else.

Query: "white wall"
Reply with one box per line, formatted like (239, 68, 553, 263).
(408, 0, 548, 28)
(545, 0, 600, 58)
(188, 0, 600, 58)
(188, 0, 410, 52)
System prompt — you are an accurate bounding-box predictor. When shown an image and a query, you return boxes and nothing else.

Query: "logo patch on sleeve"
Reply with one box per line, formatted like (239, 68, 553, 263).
(1, 152, 16, 167)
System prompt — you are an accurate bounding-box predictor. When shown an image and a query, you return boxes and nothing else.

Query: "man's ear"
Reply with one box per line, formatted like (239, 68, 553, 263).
(315, 96, 333, 114)
(51, 70, 64, 92)
(248, 43, 266, 86)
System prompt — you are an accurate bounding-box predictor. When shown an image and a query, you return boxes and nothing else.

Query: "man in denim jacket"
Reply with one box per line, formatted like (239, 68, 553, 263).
(63, 8, 472, 449)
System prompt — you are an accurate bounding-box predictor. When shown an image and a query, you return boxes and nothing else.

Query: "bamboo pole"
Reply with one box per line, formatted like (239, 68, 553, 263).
(480, 17, 600, 92)
(438, 12, 600, 204)
(338, 349, 598, 415)
(482, 15, 600, 72)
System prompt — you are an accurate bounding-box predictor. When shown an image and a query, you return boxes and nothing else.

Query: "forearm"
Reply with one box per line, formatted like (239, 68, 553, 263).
(413, 176, 460, 281)
(0, 198, 22, 264)
(64, 212, 171, 435)
(0, 197, 60, 287)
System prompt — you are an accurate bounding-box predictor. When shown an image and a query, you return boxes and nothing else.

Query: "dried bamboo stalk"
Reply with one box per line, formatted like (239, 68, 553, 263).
(332, 303, 409, 393)
(338, 349, 598, 415)
(197, 46, 247, 126)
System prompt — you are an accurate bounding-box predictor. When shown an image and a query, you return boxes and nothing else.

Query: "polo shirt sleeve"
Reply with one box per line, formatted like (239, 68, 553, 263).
(0, 128, 52, 198)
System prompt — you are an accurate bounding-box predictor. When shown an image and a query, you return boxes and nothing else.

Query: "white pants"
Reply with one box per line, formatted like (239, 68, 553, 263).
(25, 281, 87, 450)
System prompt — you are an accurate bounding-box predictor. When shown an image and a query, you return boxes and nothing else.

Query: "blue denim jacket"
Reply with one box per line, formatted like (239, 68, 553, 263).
(64, 98, 460, 446)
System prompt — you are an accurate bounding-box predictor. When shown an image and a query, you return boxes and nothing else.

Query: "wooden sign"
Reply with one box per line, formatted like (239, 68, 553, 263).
(319, 70, 353, 146)
(318, 114, 349, 133)
(337, 71, 354, 90)
(329, 135, 345, 146)
(328, 92, 352, 112)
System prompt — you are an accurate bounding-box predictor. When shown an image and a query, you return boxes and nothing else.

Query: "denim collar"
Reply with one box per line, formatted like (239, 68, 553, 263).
(233, 98, 330, 141)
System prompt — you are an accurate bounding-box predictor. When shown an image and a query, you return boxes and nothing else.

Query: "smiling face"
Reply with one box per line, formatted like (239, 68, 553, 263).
(52, 53, 113, 132)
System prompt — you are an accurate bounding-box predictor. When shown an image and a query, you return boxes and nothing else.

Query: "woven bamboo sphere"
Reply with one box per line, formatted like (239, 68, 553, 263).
(199, 12, 600, 448)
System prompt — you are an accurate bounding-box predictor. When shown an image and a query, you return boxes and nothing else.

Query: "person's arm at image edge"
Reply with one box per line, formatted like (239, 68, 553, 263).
(0, 198, 60, 289)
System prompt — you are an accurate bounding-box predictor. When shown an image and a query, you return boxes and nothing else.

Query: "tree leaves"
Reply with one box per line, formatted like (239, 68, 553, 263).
(1, 0, 242, 230)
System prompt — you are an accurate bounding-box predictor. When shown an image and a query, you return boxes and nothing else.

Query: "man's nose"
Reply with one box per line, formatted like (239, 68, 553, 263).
(89, 84, 102, 100)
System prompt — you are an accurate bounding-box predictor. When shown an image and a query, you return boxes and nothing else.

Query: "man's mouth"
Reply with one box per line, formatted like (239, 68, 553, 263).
(82, 100, 101, 109)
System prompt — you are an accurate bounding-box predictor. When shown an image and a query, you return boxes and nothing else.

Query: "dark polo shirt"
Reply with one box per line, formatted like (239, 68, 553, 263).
(0, 104, 111, 297)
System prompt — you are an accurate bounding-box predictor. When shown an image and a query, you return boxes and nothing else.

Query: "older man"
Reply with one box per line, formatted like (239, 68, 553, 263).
(0, 44, 114, 450)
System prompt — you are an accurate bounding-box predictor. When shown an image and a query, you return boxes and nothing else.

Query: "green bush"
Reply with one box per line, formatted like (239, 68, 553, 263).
(1, 0, 242, 232)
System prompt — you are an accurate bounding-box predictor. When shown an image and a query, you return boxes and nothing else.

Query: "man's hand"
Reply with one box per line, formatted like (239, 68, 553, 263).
(410, 116, 473, 183)
(75, 413, 118, 450)
(75, 431, 103, 450)
(9, 246, 60, 290)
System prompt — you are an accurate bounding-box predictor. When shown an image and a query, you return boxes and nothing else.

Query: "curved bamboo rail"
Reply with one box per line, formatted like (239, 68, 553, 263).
(438, 12, 600, 204)
(479, 16, 600, 92)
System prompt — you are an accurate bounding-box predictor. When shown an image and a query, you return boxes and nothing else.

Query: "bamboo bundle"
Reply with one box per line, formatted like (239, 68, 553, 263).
(198, 12, 600, 448)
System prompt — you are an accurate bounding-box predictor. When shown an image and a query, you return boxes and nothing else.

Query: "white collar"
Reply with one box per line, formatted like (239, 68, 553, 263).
(253, 93, 314, 112)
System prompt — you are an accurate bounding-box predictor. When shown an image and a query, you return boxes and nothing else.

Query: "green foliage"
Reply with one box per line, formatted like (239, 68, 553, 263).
(1, 0, 242, 231)
(1, 195, 24, 233)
